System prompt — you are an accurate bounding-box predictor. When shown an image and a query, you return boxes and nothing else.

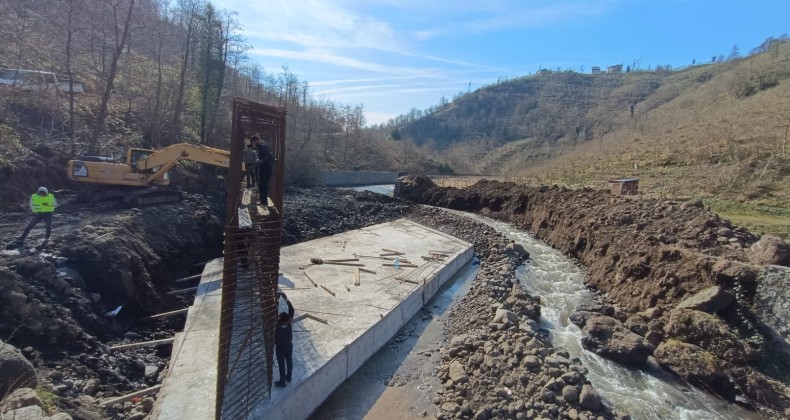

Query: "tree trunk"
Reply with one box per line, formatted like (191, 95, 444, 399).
(90, 0, 137, 154)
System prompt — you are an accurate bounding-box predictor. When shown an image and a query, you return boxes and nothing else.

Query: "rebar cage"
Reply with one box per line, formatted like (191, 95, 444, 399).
(216, 99, 286, 420)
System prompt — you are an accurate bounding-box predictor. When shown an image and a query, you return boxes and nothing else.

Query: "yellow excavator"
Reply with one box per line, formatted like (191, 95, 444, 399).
(66, 143, 233, 205)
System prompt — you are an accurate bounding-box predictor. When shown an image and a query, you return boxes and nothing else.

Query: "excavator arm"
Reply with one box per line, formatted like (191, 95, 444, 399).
(135, 143, 231, 171)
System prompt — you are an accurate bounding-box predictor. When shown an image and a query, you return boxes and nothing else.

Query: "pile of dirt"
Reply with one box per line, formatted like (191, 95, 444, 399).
(409, 208, 628, 420)
(396, 175, 790, 417)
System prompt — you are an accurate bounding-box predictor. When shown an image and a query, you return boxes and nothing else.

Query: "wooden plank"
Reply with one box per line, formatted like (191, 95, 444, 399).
(323, 258, 360, 263)
(303, 272, 317, 287)
(395, 277, 420, 285)
(305, 313, 329, 324)
(166, 286, 198, 295)
(174, 274, 201, 283)
(382, 263, 419, 268)
(358, 268, 377, 274)
(137, 308, 188, 321)
(354, 268, 360, 286)
(110, 338, 175, 351)
(381, 248, 405, 255)
(320, 284, 336, 297)
(323, 262, 365, 267)
(101, 385, 162, 406)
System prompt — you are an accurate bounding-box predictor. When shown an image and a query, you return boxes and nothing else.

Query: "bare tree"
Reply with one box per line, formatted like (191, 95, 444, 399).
(90, 0, 137, 153)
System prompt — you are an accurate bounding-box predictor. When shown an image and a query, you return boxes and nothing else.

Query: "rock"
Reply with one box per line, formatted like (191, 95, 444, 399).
(505, 243, 529, 259)
(0, 388, 42, 412)
(522, 355, 540, 368)
(748, 235, 789, 266)
(680, 199, 704, 210)
(0, 405, 45, 420)
(0, 340, 38, 395)
(144, 365, 159, 379)
(562, 385, 579, 402)
(711, 260, 756, 284)
(580, 316, 653, 366)
(569, 311, 595, 327)
(675, 286, 734, 313)
(729, 367, 790, 413)
(653, 340, 735, 400)
(493, 308, 519, 327)
(126, 414, 145, 420)
(82, 379, 99, 396)
(448, 361, 468, 384)
(579, 384, 601, 411)
(664, 309, 758, 363)
(441, 402, 460, 413)
(140, 397, 155, 412)
(47, 414, 73, 420)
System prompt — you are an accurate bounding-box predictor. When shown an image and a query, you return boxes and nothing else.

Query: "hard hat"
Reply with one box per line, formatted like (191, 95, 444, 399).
(38, 187, 48, 194)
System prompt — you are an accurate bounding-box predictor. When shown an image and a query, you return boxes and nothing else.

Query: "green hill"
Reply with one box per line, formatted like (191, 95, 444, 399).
(397, 40, 790, 237)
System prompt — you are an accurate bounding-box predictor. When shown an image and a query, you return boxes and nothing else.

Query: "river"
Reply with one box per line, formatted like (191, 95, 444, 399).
(328, 186, 756, 419)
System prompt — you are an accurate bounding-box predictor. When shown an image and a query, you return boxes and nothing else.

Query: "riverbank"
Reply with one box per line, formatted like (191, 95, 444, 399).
(395, 175, 790, 418)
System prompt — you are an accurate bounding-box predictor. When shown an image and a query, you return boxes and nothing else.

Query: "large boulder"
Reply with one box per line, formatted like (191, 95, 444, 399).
(675, 286, 734, 313)
(580, 316, 654, 366)
(0, 387, 42, 413)
(748, 235, 789, 266)
(0, 340, 37, 396)
(664, 309, 758, 364)
(578, 384, 601, 411)
(729, 367, 790, 415)
(653, 340, 735, 400)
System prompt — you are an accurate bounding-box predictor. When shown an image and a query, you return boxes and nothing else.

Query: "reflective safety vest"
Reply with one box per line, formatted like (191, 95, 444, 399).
(31, 193, 56, 213)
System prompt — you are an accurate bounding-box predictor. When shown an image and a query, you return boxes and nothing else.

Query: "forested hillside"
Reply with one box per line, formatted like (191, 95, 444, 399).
(0, 0, 428, 203)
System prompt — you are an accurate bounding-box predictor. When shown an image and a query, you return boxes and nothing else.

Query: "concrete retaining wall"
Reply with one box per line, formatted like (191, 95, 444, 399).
(754, 265, 790, 345)
(322, 170, 398, 187)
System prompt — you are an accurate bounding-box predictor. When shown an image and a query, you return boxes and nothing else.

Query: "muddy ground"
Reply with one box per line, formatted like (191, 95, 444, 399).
(0, 186, 415, 419)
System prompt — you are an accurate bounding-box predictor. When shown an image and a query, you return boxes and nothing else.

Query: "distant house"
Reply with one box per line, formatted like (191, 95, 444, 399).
(608, 178, 639, 195)
(607, 64, 623, 74)
(591, 66, 602, 74)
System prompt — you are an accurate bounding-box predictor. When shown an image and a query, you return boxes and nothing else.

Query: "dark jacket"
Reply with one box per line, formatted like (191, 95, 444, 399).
(275, 300, 294, 349)
(256, 142, 275, 165)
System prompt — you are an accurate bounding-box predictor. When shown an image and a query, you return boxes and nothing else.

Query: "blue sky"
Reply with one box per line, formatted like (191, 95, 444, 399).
(213, 0, 790, 125)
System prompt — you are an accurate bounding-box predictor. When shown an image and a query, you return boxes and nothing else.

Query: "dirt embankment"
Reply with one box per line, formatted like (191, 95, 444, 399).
(396, 175, 790, 418)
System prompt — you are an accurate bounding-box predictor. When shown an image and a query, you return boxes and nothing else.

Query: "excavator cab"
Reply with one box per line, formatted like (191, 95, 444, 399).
(127, 148, 154, 165)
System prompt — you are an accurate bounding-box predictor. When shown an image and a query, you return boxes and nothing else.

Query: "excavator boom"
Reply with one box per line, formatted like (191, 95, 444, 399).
(67, 143, 235, 205)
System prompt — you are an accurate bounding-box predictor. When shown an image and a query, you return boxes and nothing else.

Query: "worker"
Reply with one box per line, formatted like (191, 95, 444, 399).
(251, 135, 275, 206)
(16, 187, 57, 250)
(274, 291, 295, 387)
(243, 143, 258, 188)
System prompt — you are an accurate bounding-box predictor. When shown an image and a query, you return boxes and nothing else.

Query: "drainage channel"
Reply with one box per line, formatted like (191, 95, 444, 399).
(313, 260, 479, 419)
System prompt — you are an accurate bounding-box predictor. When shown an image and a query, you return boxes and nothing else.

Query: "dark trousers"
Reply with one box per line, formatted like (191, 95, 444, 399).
(19, 213, 53, 242)
(275, 345, 292, 382)
(258, 163, 272, 205)
(245, 162, 258, 187)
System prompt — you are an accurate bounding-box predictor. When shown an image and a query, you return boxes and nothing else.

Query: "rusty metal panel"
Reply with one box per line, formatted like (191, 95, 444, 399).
(216, 99, 286, 420)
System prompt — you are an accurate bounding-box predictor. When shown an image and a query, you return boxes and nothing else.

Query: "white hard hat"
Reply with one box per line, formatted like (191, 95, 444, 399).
(38, 187, 48, 194)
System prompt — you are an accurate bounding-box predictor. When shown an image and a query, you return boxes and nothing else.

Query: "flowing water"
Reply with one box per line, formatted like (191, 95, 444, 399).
(347, 184, 395, 195)
(460, 214, 759, 420)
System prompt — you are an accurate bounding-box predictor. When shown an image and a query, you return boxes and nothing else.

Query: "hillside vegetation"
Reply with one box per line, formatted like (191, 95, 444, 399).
(392, 39, 790, 237)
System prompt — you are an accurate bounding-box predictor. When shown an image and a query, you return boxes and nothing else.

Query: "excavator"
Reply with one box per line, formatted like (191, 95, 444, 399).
(66, 143, 234, 206)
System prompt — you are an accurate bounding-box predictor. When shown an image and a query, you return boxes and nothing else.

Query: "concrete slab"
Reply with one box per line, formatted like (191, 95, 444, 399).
(152, 219, 472, 420)
(150, 259, 223, 419)
(254, 219, 472, 419)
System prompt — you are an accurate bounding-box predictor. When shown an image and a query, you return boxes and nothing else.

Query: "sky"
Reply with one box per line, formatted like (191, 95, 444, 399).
(213, 0, 790, 126)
